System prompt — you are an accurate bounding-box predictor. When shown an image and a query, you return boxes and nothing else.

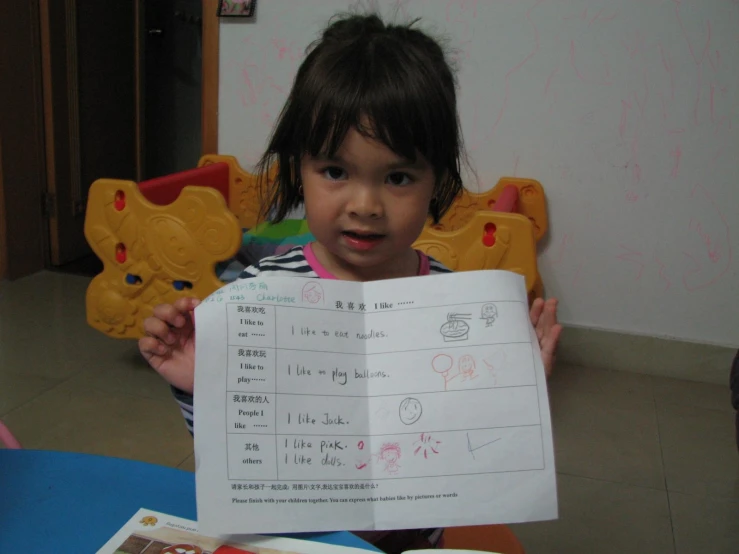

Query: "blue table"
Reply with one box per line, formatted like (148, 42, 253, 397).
(0, 449, 378, 552)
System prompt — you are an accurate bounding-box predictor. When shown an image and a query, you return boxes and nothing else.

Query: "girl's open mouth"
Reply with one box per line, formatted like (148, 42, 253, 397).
(341, 231, 385, 251)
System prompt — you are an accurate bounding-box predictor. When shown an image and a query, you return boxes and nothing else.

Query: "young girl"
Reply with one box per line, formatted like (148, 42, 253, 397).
(139, 12, 562, 553)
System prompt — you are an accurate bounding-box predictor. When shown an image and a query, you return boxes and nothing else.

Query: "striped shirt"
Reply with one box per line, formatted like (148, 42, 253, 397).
(173, 243, 451, 434)
(171, 243, 451, 550)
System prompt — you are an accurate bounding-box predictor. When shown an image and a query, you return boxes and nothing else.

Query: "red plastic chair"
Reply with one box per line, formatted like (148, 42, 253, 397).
(0, 420, 21, 449)
(443, 525, 525, 553)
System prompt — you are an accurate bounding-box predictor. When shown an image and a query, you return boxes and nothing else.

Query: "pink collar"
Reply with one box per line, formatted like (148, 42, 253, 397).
(303, 243, 430, 280)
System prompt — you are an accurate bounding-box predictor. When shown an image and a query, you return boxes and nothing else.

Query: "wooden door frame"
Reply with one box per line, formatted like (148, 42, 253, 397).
(202, 0, 220, 155)
(0, 0, 47, 280)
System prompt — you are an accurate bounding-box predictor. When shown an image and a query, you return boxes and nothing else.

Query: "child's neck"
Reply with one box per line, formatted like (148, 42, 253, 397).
(308, 242, 420, 282)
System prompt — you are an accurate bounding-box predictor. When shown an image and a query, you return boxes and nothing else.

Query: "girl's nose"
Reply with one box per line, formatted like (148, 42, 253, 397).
(347, 183, 384, 219)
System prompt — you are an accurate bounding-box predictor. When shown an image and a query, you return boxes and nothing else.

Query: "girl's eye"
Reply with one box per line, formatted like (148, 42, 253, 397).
(322, 166, 347, 181)
(387, 172, 413, 186)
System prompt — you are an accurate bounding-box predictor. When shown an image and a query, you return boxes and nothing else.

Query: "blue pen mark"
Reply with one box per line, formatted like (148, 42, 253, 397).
(467, 432, 501, 460)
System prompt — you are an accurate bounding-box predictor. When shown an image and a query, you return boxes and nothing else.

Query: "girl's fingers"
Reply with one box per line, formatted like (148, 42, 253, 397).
(529, 298, 544, 327)
(152, 303, 187, 329)
(142, 315, 176, 345)
(540, 323, 563, 377)
(173, 297, 201, 319)
(152, 298, 199, 327)
(138, 336, 169, 363)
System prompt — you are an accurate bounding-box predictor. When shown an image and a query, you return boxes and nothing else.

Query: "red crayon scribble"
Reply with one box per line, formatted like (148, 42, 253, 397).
(675, 7, 712, 67)
(241, 68, 257, 107)
(564, 7, 588, 21)
(660, 46, 675, 101)
(445, 0, 479, 61)
(617, 245, 645, 280)
(682, 184, 733, 291)
(544, 65, 559, 96)
(572, 262, 583, 286)
(355, 463, 367, 470)
(654, 256, 672, 291)
(694, 65, 703, 126)
(271, 38, 290, 60)
(625, 190, 639, 203)
(659, 92, 668, 121)
(715, 116, 732, 136)
(588, 6, 605, 25)
(621, 32, 644, 60)
(551, 233, 572, 265)
(466, 99, 483, 154)
(445, 0, 479, 21)
(630, 133, 641, 184)
(513, 154, 520, 176)
(487, 0, 544, 139)
(634, 70, 649, 118)
(710, 83, 715, 121)
(670, 145, 682, 178)
(570, 40, 612, 85)
(619, 99, 632, 140)
(392, 0, 413, 20)
(592, 10, 617, 24)
(689, 215, 722, 264)
(588, 7, 618, 25)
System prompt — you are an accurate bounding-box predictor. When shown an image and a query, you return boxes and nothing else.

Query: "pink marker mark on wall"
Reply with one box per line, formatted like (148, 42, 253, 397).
(682, 183, 733, 291)
(670, 145, 682, 178)
(617, 244, 645, 281)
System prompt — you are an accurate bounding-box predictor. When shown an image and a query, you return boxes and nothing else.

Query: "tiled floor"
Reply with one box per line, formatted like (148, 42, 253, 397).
(1, 271, 737, 553)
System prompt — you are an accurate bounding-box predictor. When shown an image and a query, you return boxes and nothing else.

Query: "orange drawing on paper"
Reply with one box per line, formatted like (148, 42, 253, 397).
(458, 354, 478, 382)
(432, 353, 459, 390)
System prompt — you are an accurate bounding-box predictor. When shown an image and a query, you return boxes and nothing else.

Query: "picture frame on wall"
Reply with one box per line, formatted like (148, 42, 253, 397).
(217, 0, 256, 18)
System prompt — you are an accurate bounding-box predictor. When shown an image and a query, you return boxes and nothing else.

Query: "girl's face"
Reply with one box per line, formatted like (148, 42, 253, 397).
(301, 126, 435, 281)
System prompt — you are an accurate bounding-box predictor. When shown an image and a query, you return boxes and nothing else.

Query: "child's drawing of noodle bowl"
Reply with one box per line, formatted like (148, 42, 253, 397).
(440, 313, 471, 342)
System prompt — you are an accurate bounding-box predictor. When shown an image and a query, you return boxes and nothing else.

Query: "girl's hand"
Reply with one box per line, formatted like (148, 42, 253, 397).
(530, 298, 563, 378)
(138, 297, 200, 393)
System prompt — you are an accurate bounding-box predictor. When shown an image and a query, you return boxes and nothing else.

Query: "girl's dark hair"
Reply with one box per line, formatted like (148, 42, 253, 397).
(257, 12, 466, 224)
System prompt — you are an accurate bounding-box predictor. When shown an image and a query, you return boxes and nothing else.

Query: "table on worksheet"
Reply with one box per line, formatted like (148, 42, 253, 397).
(195, 273, 557, 535)
(222, 289, 545, 483)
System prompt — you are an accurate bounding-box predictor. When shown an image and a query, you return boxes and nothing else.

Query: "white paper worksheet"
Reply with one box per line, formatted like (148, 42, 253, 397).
(193, 270, 557, 535)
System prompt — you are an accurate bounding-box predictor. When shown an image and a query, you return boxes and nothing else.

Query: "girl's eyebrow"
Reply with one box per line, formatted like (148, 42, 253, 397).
(312, 153, 428, 171)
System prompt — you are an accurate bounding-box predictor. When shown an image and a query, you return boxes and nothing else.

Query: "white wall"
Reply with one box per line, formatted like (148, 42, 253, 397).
(218, 0, 739, 347)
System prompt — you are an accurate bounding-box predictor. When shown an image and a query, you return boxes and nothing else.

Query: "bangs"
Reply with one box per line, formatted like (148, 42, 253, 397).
(294, 36, 456, 168)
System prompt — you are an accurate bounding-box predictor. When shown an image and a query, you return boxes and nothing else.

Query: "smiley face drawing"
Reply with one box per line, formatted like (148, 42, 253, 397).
(480, 303, 498, 327)
(302, 282, 324, 304)
(399, 397, 423, 425)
